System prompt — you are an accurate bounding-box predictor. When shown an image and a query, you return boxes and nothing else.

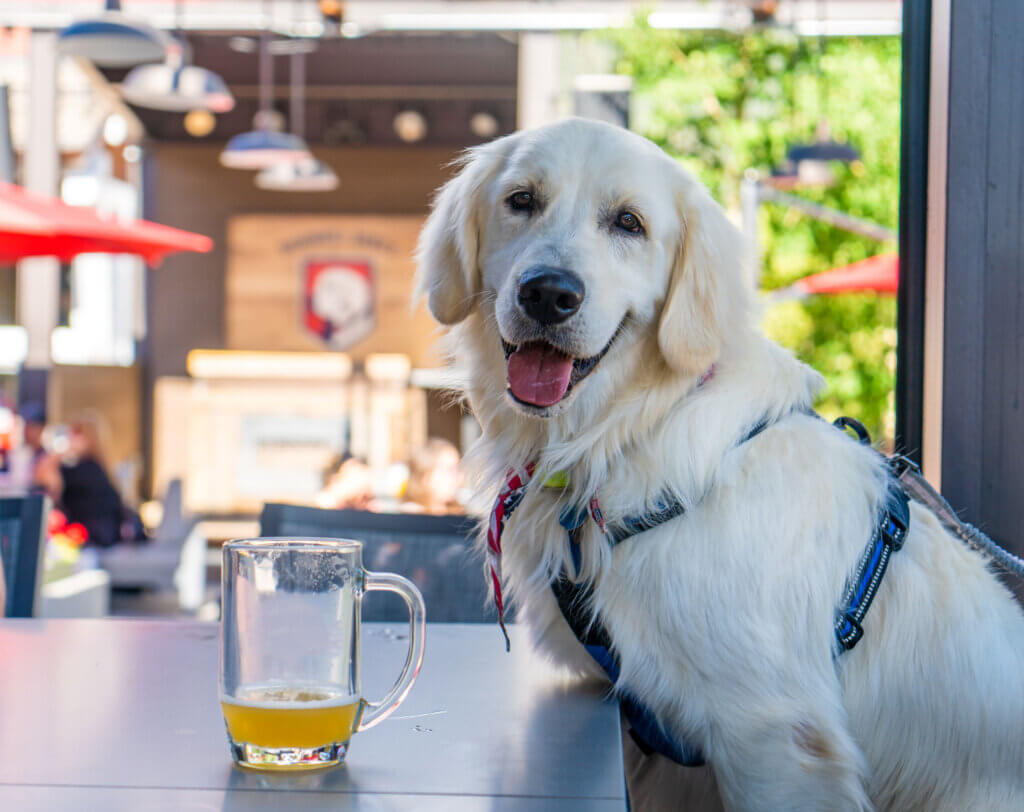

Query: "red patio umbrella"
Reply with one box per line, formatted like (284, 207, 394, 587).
(791, 253, 898, 296)
(0, 182, 212, 265)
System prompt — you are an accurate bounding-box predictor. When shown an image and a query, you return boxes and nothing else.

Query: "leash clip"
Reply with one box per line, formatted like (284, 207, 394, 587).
(887, 452, 920, 480)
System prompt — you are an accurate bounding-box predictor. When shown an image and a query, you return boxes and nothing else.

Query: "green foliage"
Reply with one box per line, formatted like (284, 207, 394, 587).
(604, 21, 900, 445)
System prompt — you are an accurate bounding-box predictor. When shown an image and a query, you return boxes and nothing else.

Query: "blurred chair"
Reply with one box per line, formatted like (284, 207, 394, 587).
(0, 495, 50, 618)
(97, 479, 208, 611)
(259, 504, 504, 623)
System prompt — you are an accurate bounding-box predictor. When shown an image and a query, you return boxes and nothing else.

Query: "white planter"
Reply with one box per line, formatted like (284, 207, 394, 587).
(39, 569, 111, 618)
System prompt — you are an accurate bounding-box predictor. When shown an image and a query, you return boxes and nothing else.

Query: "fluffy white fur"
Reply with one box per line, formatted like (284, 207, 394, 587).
(415, 118, 1024, 811)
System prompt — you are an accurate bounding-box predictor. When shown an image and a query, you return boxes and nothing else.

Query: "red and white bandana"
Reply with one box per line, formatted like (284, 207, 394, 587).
(487, 463, 535, 650)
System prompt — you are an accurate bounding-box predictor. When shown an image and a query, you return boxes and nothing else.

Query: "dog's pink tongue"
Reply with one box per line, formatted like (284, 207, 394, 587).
(507, 344, 574, 407)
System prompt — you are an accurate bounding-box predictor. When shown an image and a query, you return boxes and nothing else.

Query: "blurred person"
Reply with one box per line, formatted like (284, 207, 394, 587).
(402, 438, 463, 515)
(6, 402, 48, 493)
(20, 402, 47, 460)
(315, 454, 375, 510)
(35, 411, 138, 548)
(0, 404, 13, 475)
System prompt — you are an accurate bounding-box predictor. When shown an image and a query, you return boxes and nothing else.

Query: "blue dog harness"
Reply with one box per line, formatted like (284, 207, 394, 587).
(831, 419, 911, 650)
(546, 414, 911, 766)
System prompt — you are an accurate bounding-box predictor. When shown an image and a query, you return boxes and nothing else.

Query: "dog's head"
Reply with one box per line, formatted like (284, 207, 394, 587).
(416, 118, 751, 419)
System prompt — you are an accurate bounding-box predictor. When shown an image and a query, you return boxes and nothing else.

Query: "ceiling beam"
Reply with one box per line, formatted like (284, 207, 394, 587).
(220, 84, 517, 101)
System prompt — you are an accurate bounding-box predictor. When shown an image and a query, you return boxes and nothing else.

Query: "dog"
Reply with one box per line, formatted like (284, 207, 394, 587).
(414, 118, 1024, 811)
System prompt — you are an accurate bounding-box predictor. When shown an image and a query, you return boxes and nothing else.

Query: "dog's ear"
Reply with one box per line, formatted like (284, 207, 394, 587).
(415, 144, 505, 325)
(657, 175, 751, 375)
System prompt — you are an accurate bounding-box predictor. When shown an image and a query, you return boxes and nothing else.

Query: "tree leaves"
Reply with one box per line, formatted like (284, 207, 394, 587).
(604, 23, 900, 447)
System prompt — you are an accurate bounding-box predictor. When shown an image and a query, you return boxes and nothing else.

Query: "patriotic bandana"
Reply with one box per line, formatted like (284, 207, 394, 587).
(486, 463, 534, 651)
(487, 462, 606, 651)
(486, 364, 716, 650)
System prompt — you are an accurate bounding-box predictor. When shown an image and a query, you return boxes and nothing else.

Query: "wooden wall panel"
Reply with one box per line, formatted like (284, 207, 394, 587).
(225, 215, 441, 367)
(144, 144, 459, 382)
(151, 376, 191, 499)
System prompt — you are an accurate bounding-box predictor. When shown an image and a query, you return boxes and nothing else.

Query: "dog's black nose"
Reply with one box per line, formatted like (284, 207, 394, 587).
(517, 266, 585, 325)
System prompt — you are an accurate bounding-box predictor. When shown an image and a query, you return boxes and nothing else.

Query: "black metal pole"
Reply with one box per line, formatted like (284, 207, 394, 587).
(895, 0, 932, 464)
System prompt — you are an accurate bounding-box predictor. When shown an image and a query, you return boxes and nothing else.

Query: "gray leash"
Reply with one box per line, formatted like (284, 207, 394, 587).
(892, 458, 1024, 580)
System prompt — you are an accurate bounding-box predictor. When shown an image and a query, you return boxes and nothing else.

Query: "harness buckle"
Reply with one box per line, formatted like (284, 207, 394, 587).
(881, 512, 908, 551)
(835, 611, 864, 650)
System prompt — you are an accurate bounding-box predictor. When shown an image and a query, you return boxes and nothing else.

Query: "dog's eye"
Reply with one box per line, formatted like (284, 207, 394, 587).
(615, 211, 644, 234)
(507, 191, 535, 213)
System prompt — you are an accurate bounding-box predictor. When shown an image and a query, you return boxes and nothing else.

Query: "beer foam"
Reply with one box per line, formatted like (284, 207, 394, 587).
(223, 683, 359, 709)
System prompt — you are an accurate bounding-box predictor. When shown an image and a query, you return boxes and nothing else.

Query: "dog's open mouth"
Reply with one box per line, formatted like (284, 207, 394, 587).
(502, 327, 621, 409)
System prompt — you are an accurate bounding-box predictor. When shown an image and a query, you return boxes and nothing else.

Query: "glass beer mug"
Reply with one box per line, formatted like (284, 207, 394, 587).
(220, 538, 426, 770)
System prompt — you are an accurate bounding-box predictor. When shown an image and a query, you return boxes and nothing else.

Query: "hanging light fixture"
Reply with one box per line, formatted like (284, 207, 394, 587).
(782, 130, 859, 187)
(183, 109, 217, 138)
(121, 62, 234, 113)
(773, 1, 859, 188)
(254, 46, 337, 191)
(393, 109, 428, 143)
(58, 0, 171, 68)
(122, 46, 234, 113)
(469, 111, 499, 139)
(256, 157, 338, 192)
(121, 3, 234, 115)
(220, 32, 311, 169)
(786, 129, 860, 165)
(221, 129, 310, 169)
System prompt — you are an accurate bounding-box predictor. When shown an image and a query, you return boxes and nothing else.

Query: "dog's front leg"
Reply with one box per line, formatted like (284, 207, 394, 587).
(704, 689, 873, 812)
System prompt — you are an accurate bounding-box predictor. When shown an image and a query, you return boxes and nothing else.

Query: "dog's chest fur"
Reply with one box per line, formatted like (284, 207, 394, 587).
(485, 367, 898, 755)
(496, 462, 745, 749)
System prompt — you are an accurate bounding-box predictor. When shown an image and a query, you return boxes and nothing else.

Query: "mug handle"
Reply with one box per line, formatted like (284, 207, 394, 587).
(357, 570, 427, 731)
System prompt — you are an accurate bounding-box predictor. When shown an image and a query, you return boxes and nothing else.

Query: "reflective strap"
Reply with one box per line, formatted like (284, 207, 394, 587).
(834, 479, 909, 653)
(622, 693, 705, 767)
(608, 499, 686, 546)
(552, 570, 706, 767)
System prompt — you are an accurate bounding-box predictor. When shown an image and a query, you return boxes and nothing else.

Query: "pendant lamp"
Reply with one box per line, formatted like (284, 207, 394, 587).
(254, 48, 336, 190)
(59, 0, 170, 68)
(220, 33, 310, 169)
(121, 29, 234, 114)
(122, 60, 234, 113)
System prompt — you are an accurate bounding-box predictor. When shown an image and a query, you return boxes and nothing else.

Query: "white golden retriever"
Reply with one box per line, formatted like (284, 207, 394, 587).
(414, 118, 1024, 811)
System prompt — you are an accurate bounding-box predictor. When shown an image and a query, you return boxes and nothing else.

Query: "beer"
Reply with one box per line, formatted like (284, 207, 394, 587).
(221, 538, 426, 770)
(221, 684, 362, 750)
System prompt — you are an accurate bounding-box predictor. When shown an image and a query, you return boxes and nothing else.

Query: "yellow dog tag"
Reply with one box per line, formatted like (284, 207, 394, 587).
(542, 470, 570, 489)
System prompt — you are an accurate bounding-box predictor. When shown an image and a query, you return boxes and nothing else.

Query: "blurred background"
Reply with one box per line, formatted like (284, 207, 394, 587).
(0, 1, 906, 619)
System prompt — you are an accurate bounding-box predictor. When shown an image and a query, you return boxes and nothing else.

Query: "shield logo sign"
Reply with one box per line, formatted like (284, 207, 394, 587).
(303, 259, 376, 349)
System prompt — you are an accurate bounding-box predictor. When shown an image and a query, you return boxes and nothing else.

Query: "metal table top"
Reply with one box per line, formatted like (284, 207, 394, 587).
(0, 619, 625, 811)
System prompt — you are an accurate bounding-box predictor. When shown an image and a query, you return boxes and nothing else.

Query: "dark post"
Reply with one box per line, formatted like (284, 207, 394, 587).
(895, 0, 930, 464)
(940, 0, 1024, 575)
